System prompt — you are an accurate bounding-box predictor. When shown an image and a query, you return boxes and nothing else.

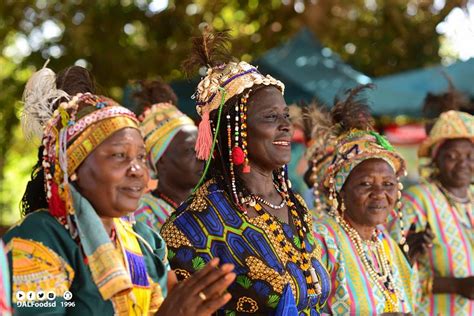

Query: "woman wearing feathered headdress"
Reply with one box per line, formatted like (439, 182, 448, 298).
(160, 27, 330, 315)
(310, 85, 420, 315)
(3, 65, 234, 316)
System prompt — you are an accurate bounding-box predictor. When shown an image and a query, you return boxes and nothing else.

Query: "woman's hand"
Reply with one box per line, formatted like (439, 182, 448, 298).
(405, 223, 434, 265)
(156, 258, 236, 316)
(456, 276, 474, 300)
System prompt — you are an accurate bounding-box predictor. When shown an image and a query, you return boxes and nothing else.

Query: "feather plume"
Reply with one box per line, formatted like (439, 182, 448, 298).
(302, 100, 335, 160)
(21, 67, 70, 141)
(331, 84, 375, 134)
(182, 25, 232, 77)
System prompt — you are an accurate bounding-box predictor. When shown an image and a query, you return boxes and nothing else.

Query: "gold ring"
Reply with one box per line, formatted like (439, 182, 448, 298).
(198, 291, 207, 301)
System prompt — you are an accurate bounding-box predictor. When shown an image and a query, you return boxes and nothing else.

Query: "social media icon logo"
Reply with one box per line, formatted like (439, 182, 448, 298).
(37, 291, 46, 301)
(47, 291, 56, 301)
(63, 291, 73, 301)
(16, 291, 25, 301)
(27, 291, 35, 301)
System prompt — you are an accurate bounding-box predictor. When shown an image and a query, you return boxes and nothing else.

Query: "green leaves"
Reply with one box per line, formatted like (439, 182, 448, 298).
(192, 256, 205, 271)
(236, 275, 252, 289)
(167, 249, 175, 260)
(267, 294, 280, 308)
(293, 235, 302, 249)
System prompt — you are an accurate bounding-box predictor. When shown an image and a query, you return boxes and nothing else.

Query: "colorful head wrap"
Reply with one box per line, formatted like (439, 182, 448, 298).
(21, 68, 141, 302)
(139, 103, 195, 179)
(194, 60, 285, 160)
(418, 110, 474, 158)
(323, 130, 406, 193)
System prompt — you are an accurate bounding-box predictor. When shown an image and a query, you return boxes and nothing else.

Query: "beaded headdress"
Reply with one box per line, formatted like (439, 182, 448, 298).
(186, 27, 285, 204)
(311, 85, 409, 251)
(21, 67, 140, 301)
(139, 103, 195, 179)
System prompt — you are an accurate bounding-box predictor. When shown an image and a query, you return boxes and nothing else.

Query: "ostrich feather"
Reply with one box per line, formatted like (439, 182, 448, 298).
(21, 67, 69, 141)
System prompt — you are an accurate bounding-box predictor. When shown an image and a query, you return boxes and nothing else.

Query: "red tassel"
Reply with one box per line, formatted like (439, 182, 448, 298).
(243, 163, 251, 173)
(49, 183, 66, 218)
(232, 147, 245, 165)
(195, 111, 213, 160)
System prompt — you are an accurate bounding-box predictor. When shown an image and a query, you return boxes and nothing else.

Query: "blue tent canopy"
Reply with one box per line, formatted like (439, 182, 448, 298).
(368, 58, 474, 117)
(257, 28, 371, 105)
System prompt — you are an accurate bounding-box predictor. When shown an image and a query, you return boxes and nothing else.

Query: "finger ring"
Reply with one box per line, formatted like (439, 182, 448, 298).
(198, 291, 207, 301)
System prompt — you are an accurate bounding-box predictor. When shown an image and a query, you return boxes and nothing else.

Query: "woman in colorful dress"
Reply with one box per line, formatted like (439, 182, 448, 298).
(132, 79, 203, 231)
(3, 66, 234, 315)
(160, 29, 330, 315)
(388, 109, 474, 315)
(311, 86, 418, 315)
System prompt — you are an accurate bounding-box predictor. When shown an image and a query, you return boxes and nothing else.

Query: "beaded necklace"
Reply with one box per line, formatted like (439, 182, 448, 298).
(248, 197, 322, 297)
(153, 190, 180, 209)
(338, 217, 401, 312)
(241, 185, 287, 210)
(436, 181, 474, 229)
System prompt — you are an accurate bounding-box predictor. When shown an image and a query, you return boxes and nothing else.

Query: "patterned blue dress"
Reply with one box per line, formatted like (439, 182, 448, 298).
(160, 180, 330, 315)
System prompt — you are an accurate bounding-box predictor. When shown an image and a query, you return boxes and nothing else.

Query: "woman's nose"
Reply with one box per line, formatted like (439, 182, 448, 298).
(369, 186, 385, 199)
(129, 160, 145, 176)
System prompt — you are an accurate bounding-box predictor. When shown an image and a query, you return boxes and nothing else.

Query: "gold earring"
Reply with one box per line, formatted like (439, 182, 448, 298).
(70, 173, 77, 181)
(340, 198, 346, 220)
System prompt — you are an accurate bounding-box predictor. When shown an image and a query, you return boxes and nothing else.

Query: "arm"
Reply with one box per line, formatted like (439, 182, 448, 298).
(433, 276, 474, 299)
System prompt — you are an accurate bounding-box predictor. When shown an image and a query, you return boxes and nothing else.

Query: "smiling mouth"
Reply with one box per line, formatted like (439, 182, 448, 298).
(120, 186, 144, 196)
(272, 140, 291, 147)
(367, 205, 387, 212)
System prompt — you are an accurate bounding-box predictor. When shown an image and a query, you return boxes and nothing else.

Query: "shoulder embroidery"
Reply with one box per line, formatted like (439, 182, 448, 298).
(9, 238, 75, 302)
(189, 180, 213, 212)
(160, 222, 192, 248)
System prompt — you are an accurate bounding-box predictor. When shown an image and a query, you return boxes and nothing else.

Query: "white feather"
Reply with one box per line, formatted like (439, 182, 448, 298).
(21, 67, 70, 141)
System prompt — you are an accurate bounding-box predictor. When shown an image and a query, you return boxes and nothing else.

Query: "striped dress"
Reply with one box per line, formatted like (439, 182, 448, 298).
(387, 182, 474, 316)
(134, 193, 175, 232)
(314, 215, 418, 315)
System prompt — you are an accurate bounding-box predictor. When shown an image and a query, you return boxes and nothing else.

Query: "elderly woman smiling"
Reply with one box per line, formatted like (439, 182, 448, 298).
(311, 86, 419, 315)
(161, 29, 330, 315)
(3, 66, 234, 316)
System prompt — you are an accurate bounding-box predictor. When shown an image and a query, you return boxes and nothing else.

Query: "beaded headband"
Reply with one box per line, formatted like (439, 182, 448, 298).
(323, 130, 406, 193)
(42, 93, 139, 218)
(193, 61, 284, 161)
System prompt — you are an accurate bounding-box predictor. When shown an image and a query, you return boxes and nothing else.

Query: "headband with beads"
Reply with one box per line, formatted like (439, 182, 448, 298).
(192, 61, 285, 194)
(42, 93, 139, 220)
